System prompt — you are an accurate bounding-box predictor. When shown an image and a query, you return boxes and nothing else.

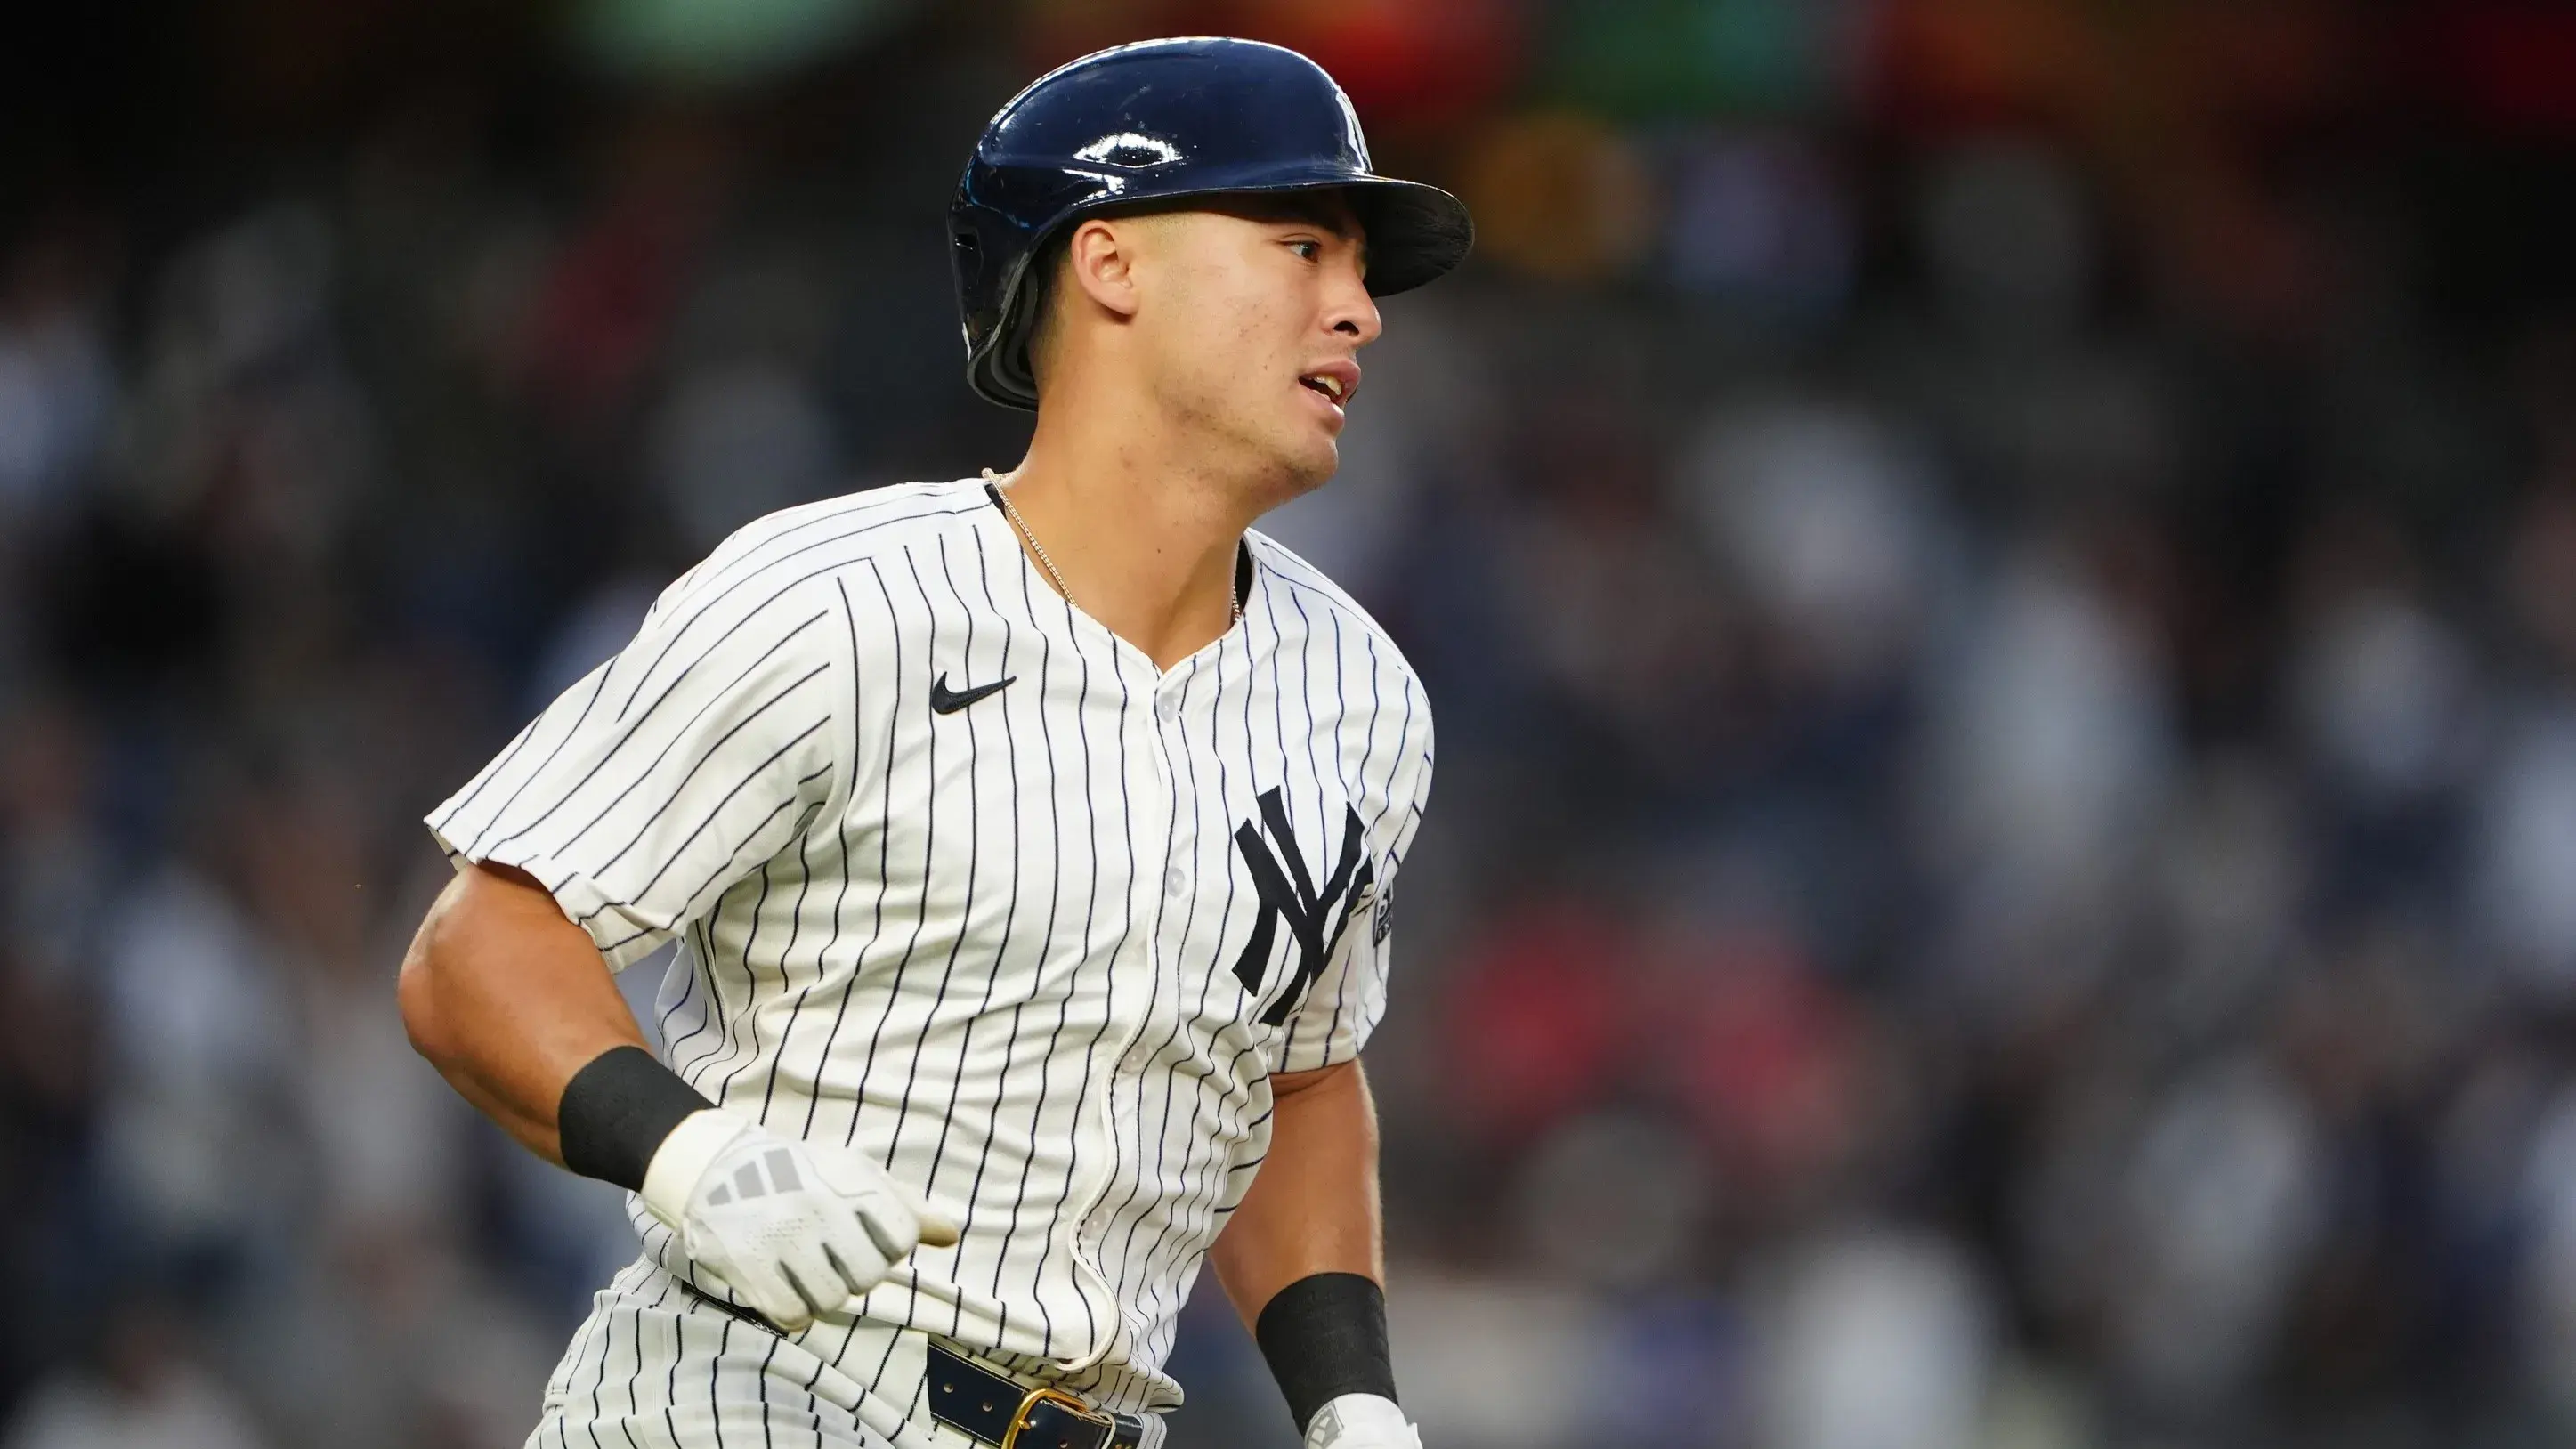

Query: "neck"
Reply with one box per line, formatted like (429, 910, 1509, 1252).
(997, 382, 1263, 671)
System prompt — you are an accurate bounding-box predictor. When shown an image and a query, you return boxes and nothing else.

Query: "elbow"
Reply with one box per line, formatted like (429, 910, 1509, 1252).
(398, 891, 461, 1071)
(397, 948, 442, 1065)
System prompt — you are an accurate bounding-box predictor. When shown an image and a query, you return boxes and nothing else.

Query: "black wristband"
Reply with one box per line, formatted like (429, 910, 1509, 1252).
(1253, 1272, 1397, 1433)
(557, 1046, 714, 1191)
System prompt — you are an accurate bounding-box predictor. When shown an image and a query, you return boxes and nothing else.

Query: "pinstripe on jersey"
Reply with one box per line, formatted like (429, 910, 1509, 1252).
(428, 479, 1434, 1415)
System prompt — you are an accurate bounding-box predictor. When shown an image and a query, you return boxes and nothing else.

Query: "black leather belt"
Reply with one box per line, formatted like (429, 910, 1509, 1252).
(674, 1280, 1143, 1448)
(925, 1342, 1146, 1449)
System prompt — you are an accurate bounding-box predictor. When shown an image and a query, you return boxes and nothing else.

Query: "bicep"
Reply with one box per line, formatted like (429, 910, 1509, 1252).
(401, 861, 633, 1050)
(1267, 1057, 1358, 1102)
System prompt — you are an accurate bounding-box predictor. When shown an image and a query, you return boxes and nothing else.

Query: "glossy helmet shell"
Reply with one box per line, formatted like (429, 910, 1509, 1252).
(948, 36, 1474, 410)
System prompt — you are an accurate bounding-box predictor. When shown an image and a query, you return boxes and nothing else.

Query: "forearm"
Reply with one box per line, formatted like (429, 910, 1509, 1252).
(1208, 1058, 1410, 1442)
(1211, 1058, 1384, 1324)
(401, 868, 954, 1332)
(399, 860, 652, 1164)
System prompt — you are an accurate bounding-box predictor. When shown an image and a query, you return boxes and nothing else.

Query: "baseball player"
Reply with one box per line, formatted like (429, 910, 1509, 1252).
(399, 36, 1470, 1449)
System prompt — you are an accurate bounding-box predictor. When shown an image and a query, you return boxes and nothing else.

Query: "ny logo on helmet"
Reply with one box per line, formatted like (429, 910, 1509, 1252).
(1231, 787, 1375, 1026)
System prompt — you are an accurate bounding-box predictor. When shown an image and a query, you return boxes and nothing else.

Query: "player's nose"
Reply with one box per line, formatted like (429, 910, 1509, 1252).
(1324, 259, 1382, 347)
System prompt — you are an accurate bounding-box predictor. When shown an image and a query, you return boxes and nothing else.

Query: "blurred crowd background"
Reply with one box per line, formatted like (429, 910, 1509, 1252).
(6, 1, 2576, 1446)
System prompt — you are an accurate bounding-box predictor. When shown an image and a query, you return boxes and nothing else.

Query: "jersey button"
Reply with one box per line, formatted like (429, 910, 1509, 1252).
(1157, 693, 1179, 722)
(1165, 865, 1187, 896)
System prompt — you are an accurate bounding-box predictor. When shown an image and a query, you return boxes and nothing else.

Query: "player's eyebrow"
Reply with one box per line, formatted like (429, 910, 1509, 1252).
(1280, 196, 1360, 239)
(1238, 193, 1369, 271)
(1226, 192, 1363, 240)
(1289, 200, 1359, 238)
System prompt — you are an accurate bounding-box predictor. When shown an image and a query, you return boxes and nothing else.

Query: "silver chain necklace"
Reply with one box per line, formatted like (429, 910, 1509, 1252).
(984, 467, 1243, 626)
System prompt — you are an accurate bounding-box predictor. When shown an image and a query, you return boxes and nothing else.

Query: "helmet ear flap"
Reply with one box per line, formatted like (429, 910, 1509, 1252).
(950, 206, 1029, 403)
(980, 231, 1069, 410)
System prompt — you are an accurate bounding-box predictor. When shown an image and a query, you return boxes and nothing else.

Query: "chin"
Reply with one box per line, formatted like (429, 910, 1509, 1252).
(1278, 441, 1341, 497)
(1288, 418, 1346, 480)
(1239, 446, 1334, 521)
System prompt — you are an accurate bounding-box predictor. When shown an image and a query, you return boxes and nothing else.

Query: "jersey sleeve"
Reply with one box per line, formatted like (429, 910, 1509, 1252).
(1268, 693, 1434, 1074)
(425, 568, 852, 970)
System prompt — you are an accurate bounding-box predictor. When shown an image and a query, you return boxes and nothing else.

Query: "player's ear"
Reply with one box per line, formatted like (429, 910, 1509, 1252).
(1062, 215, 1146, 321)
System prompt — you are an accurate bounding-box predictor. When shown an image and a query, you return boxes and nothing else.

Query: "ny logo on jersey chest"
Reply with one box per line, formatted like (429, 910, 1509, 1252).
(1230, 787, 1374, 1026)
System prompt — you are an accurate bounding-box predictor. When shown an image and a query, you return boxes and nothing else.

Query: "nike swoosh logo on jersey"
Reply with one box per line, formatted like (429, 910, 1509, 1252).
(929, 672, 1015, 714)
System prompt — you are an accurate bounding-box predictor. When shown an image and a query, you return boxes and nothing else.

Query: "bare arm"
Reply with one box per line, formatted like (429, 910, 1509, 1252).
(398, 859, 649, 1164)
(1209, 1057, 1384, 1328)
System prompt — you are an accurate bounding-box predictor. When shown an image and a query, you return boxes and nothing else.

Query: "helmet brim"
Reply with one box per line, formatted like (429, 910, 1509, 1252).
(1341, 175, 1477, 297)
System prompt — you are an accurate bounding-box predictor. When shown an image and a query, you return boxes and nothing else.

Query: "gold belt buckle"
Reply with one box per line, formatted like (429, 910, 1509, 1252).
(999, 1384, 1112, 1449)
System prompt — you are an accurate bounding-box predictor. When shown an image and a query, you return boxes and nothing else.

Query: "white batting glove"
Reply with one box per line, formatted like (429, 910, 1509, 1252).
(640, 1110, 960, 1332)
(1304, 1394, 1422, 1449)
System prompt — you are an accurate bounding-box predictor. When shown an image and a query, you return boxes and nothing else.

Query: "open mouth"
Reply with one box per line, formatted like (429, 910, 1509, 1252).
(1297, 362, 1358, 413)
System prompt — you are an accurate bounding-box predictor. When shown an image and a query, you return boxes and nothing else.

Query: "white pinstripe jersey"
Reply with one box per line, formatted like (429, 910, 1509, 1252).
(426, 478, 1434, 1413)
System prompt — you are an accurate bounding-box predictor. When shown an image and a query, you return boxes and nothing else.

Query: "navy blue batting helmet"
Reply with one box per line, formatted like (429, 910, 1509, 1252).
(948, 36, 1475, 410)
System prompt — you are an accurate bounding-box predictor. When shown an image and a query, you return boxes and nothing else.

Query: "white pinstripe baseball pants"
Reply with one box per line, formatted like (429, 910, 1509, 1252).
(527, 1259, 1168, 1449)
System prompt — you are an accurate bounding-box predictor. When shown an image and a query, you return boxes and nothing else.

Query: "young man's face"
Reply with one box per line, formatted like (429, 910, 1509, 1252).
(1127, 192, 1382, 499)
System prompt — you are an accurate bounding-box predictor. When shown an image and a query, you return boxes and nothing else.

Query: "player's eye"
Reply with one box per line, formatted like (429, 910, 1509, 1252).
(1287, 239, 1323, 262)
